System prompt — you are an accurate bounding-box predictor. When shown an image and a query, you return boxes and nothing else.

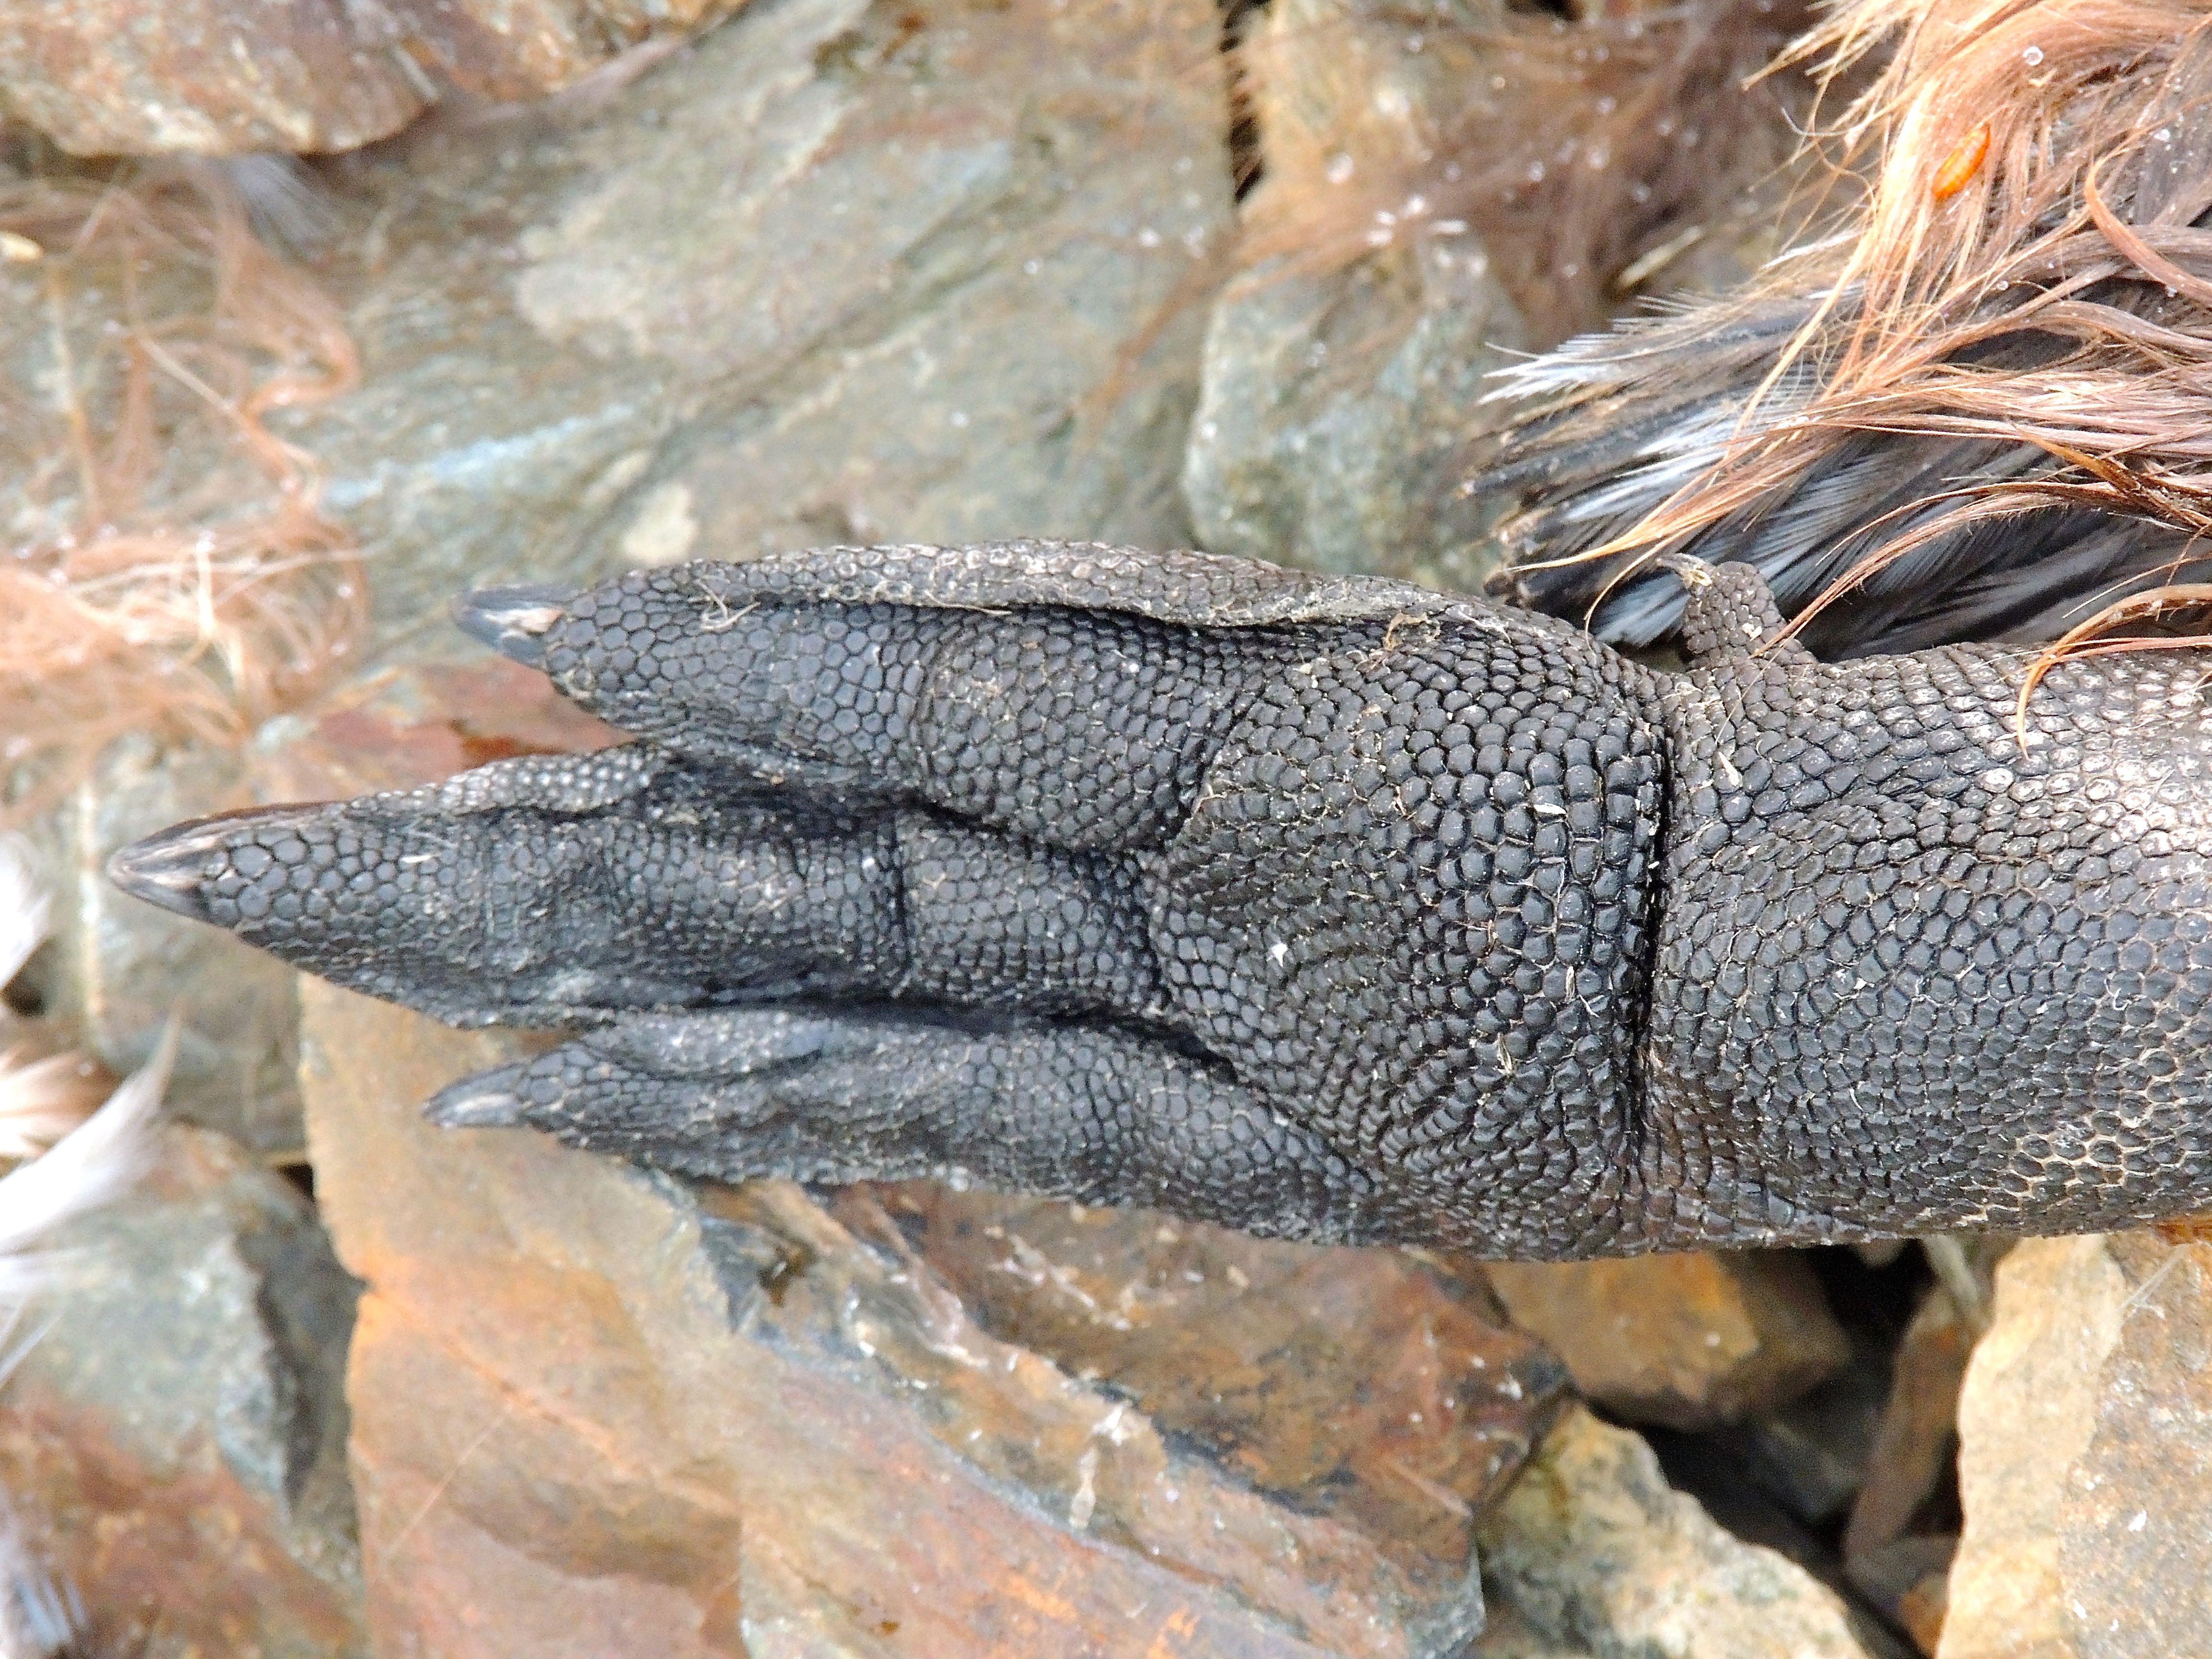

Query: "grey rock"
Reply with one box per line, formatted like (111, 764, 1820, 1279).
(2056, 1237, 2212, 1658)
(0, 1125, 365, 1658)
(1185, 236, 1527, 589)
(0, 0, 746, 157)
(293, 0, 1235, 656)
(30, 738, 302, 1155)
(1183, 0, 1528, 588)
(1479, 1405, 1876, 1659)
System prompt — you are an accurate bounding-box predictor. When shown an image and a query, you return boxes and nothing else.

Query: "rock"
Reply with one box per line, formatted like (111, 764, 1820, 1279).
(1941, 1235, 2212, 1659)
(1845, 1283, 1974, 1562)
(2053, 1237, 2212, 1658)
(299, 981, 1574, 1658)
(0, 0, 745, 156)
(1477, 1405, 1876, 1659)
(1184, 236, 1526, 589)
(1472, 1600, 1598, 1658)
(1940, 1235, 2122, 1659)
(251, 656, 625, 806)
(1695, 1248, 1916, 1532)
(29, 739, 304, 1156)
(293, 0, 1234, 653)
(1481, 1252, 1851, 1431)
(1183, 0, 1529, 588)
(1724, 1356, 1888, 1531)
(1847, 1535, 1952, 1657)
(0, 1124, 365, 1657)
(0, 1, 426, 156)
(880, 1186, 1571, 1570)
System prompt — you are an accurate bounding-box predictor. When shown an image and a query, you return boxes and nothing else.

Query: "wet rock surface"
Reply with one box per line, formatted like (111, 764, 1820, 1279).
(1940, 1235, 2212, 1659)
(0, 1125, 365, 1657)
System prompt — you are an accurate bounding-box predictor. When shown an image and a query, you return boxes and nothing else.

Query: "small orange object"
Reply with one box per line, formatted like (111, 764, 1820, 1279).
(1931, 122, 1991, 200)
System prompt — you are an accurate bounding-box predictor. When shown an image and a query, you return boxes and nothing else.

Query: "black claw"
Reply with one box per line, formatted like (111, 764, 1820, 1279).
(452, 584, 574, 667)
(106, 805, 334, 924)
(107, 817, 234, 921)
(424, 1067, 530, 1128)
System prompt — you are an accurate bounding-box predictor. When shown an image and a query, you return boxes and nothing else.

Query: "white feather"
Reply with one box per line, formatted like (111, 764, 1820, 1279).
(0, 841, 47, 994)
(0, 1007, 167, 1657)
(0, 1029, 169, 1305)
(0, 1489, 82, 1659)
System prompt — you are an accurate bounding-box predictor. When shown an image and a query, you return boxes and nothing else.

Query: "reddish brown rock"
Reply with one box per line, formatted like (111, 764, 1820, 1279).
(0, 0, 426, 156)
(0, 0, 746, 156)
(300, 983, 1570, 1657)
(254, 656, 624, 805)
(1939, 1235, 2120, 1659)
(1481, 1252, 1851, 1430)
(879, 1186, 1569, 1572)
(1839, 1272, 1977, 1655)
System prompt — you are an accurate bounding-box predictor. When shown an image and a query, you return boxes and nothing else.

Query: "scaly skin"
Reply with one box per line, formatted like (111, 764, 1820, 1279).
(108, 544, 2212, 1258)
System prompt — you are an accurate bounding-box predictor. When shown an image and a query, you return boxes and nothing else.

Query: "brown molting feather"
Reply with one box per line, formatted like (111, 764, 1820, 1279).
(1475, 0, 2212, 657)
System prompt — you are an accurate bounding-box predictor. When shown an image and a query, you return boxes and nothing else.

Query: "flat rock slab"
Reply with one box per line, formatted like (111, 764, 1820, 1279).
(1941, 1234, 2212, 1659)
(878, 1185, 1569, 1572)
(299, 984, 1572, 1657)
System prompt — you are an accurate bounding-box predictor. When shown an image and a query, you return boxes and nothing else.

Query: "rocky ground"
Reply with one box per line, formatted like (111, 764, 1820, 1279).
(0, 0, 2207, 1655)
